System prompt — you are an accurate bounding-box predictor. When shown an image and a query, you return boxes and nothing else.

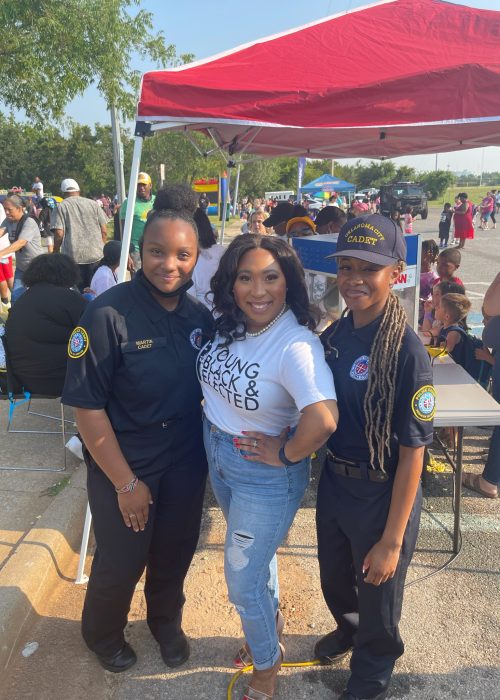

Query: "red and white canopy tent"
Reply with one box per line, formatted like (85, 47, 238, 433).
(118, 0, 500, 278)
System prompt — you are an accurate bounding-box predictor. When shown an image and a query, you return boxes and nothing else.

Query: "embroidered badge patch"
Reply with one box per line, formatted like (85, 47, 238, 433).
(189, 328, 203, 350)
(68, 327, 89, 359)
(349, 355, 369, 381)
(411, 385, 436, 421)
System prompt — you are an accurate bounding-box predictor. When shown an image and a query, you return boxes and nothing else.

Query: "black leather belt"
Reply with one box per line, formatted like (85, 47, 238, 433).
(326, 451, 389, 482)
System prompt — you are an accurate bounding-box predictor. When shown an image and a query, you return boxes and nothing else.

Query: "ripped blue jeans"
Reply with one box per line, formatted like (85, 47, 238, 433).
(203, 416, 310, 669)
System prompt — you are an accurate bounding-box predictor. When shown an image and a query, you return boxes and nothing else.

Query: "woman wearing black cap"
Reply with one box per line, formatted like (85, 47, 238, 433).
(316, 214, 435, 700)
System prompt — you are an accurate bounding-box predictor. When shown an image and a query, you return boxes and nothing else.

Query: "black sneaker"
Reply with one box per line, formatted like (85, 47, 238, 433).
(159, 629, 190, 668)
(96, 642, 137, 673)
(313, 630, 353, 664)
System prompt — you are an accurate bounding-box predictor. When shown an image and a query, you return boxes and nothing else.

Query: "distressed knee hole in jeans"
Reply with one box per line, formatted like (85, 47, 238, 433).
(228, 530, 254, 572)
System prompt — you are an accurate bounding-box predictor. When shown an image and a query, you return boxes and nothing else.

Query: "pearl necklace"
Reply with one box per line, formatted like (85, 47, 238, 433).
(246, 304, 288, 337)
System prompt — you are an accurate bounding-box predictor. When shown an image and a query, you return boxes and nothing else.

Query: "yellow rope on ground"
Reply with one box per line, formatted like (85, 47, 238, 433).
(227, 660, 322, 699)
(426, 455, 452, 473)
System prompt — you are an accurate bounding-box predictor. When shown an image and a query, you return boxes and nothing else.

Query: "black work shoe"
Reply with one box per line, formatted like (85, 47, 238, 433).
(96, 642, 137, 673)
(339, 689, 389, 700)
(314, 630, 353, 664)
(159, 630, 190, 668)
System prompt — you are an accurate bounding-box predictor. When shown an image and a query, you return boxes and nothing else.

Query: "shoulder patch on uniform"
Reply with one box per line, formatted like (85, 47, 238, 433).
(68, 327, 89, 359)
(189, 328, 203, 350)
(411, 385, 436, 421)
(349, 355, 369, 381)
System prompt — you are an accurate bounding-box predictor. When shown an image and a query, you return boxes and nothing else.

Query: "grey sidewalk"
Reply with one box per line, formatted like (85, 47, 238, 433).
(0, 398, 499, 699)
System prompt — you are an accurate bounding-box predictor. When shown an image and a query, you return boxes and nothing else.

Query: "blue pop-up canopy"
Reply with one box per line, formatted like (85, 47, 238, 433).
(301, 174, 356, 194)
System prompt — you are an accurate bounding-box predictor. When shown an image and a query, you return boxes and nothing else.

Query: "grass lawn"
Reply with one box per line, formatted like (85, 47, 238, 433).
(429, 184, 500, 207)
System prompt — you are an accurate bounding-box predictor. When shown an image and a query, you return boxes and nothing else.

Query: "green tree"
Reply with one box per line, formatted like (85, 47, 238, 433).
(355, 161, 397, 189)
(274, 158, 300, 192)
(394, 165, 417, 182)
(140, 132, 223, 189)
(420, 170, 456, 199)
(238, 159, 284, 199)
(0, 0, 178, 122)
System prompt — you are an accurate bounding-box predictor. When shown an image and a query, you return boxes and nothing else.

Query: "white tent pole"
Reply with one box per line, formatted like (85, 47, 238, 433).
(75, 503, 92, 584)
(219, 169, 231, 245)
(117, 134, 144, 282)
(232, 163, 241, 220)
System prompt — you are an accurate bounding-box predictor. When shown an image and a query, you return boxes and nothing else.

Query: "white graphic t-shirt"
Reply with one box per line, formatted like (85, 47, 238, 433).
(197, 310, 336, 435)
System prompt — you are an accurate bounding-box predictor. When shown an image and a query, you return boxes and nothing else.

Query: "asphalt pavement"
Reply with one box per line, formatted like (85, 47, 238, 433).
(0, 209, 498, 699)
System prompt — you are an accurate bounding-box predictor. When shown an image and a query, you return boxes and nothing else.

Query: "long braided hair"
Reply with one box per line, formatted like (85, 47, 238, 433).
(363, 292, 407, 471)
(324, 288, 407, 471)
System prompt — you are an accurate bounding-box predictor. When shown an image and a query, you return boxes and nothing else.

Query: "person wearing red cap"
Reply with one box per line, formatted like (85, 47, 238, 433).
(120, 172, 156, 271)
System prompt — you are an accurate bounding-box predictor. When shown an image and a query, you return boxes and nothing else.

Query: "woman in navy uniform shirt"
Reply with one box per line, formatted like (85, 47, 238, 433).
(62, 207, 213, 672)
(316, 215, 435, 700)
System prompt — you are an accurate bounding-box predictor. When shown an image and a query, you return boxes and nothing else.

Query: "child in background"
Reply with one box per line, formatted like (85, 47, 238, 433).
(435, 292, 472, 448)
(419, 240, 439, 323)
(421, 280, 465, 337)
(88, 240, 121, 297)
(435, 247, 464, 286)
(438, 203, 453, 248)
(390, 208, 403, 232)
(436, 293, 471, 359)
(404, 205, 414, 234)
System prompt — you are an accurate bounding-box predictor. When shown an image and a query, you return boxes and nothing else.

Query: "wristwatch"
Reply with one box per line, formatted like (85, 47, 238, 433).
(278, 445, 301, 466)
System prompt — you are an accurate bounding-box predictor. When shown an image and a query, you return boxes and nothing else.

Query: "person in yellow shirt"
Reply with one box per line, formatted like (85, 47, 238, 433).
(120, 172, 156, 271)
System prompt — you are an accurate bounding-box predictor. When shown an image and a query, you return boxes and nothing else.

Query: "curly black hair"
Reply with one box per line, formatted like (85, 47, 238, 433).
(193, 207, 217, 249)
(421, 239, 439, 262)
(139, 209, 198, 258)
(23, 253, 80, 288)
(153, 184, 198, 214)
(211, 234, 318, 346)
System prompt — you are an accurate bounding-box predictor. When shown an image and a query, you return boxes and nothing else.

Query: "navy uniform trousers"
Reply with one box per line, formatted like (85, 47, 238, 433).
(82, 419, 207, 657)
(316, 461, 421, 699)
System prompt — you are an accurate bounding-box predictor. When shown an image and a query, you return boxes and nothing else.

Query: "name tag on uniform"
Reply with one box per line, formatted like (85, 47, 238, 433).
(121, 338, 167, 353)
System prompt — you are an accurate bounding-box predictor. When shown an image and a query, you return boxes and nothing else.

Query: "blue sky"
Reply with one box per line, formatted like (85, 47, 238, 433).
(39, 1, 500, 173)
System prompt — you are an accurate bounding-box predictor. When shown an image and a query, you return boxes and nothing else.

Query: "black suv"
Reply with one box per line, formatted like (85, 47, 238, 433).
(379, 182, 428, 219)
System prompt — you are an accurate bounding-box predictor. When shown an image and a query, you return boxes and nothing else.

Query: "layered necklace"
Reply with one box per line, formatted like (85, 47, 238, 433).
(246, 303, 288, 337)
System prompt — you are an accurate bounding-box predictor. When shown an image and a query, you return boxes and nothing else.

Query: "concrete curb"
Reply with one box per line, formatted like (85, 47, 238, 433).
(0, 463, 88, 673)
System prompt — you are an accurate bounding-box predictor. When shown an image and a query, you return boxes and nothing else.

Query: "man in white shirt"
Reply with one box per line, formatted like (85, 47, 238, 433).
(52, 178, 108, 290)
(32, 176, 44, 201)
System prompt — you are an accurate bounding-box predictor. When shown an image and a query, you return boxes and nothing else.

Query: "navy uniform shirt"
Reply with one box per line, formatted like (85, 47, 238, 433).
(321, 313, 435, 470)
(62, 271, 214, 434)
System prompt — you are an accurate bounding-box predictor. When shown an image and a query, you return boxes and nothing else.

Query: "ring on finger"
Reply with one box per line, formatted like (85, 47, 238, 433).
(252, 439, 258, 448)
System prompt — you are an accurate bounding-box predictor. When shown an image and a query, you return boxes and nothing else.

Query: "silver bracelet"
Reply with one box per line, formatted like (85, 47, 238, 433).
(115, 476, 138, 494)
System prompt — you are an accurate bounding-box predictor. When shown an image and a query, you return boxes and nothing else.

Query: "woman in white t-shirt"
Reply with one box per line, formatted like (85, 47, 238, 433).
(89, 240, 121, 297)
(187, 208, 225, 308)
(198, 234, 338, 700)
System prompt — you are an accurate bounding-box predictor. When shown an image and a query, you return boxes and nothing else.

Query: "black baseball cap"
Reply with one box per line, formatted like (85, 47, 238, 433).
(314, 205, 346, 228)
(263, 201, 294, 227)
(326, 214, 407, 266)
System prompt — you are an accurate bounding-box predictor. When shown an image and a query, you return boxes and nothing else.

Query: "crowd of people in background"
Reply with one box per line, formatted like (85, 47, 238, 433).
(0, 176, 496, 320)
(234, 188, 495, 256)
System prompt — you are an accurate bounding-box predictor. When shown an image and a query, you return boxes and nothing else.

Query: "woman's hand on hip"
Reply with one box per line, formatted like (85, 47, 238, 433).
(234, 428, 289, 467)
(117, 481, 153, 532)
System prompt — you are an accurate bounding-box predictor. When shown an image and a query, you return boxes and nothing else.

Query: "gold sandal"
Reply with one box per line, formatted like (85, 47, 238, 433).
(233, 610, 285, 669)
(242, 643, 284, 700)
